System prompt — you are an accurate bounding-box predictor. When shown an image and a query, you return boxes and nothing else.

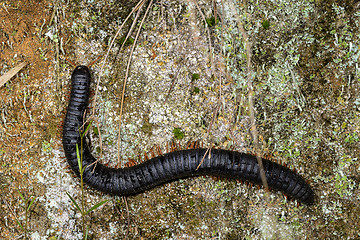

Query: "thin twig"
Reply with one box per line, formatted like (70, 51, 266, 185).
(0, 62, 27, 88)
(236, 12, 269, 191)
(91, 0, 147, 117)
(196, 144, 213, 170)
(190, 0, 224, 141)
(205, 100, 222, 139)
(164, 11, 185, 102)
(4, 199, 25, 239)
(287, 62, 306, 111)
(117, 0, 154, 164)
(120, 3, 144, 50)
(192, 0, 215, 77)
(164, 60, 185, 102)
(122, 196, 131, 239)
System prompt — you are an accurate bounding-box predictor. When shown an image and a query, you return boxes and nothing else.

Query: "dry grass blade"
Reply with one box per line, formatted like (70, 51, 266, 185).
(0, 62, 27, 88)
(91, 0, 148, 117)
(235, 11, 269, 191)
(192, 0, 214, 77)
(196, 144, 212, 170)
(164, 62, 184, 102)
(86, 0, 150, 167)
(191, 0, 225, 143)
(117, 0, 154, 164)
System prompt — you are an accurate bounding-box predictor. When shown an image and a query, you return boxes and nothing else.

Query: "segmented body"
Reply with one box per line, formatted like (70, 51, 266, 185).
(62, 65, 314, 204)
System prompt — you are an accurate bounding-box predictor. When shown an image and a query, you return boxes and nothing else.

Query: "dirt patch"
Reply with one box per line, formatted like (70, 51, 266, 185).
(0, 1, 54, 239)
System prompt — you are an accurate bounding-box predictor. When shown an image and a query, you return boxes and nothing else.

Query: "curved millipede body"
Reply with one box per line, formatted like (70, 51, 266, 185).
(62, 65, 314, 204)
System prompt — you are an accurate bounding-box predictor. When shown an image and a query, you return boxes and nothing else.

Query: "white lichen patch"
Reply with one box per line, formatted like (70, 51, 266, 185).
(35, 148, 83, 239)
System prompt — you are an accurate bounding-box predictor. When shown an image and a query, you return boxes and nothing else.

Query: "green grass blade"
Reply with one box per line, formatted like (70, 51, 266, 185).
(16, 219, 24, 231)
(81, 120, 93, 138)
(17, 189, 25, 202)
(85, 226, 89, 240)
(27, 197, 36, 211)
(85, 200, 109, 215)
(76, 143, 82, 173)
(66, 192, 82, 213)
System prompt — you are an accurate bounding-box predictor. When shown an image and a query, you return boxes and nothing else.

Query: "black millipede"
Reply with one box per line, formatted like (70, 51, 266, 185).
(62, 65, 314, 205)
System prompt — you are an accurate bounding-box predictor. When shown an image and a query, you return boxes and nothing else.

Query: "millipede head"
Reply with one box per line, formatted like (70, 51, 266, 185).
(72, 65, 91, 80)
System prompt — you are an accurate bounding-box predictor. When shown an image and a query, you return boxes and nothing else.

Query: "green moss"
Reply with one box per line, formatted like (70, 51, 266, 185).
(118, 36, 135, 47)
(205, 16, 219, 27)
(173, 128, 184, 140)
(262, 19, 270, 29)
(192, 73, 200, 80)
(141, 117, 153, 135)
(92, 126, 99, 136)
(41, 139, 53, 154)
(344, 132, 359, 144)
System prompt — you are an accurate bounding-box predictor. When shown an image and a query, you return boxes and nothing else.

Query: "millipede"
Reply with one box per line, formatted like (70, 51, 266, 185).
(62, 65, 315, 205)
